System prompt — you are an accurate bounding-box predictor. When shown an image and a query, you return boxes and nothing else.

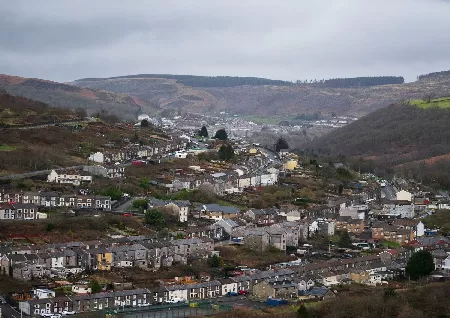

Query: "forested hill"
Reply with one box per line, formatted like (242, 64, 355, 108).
(304, 99, 450, 188)
(418, 70, 450, 80)
(76, 75, 294, 87)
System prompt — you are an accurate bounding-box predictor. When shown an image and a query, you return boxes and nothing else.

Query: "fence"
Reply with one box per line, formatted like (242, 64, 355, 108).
(104, 302, 233, 318)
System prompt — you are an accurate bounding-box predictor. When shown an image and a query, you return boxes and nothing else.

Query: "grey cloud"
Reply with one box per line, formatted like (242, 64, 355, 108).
(0, 0, 450, 82)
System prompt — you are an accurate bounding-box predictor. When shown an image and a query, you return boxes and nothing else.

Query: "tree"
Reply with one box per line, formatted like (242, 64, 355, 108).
(89, 279, 102, 293)
(100, 187, 123, 201)
(297, 304, 309, 318)
(338, 184, 344, 195)
(208, 254, 223, 268)
(140, 177, 149, 190)
(423, 93, 433, 103)
(145, 209, 165, 228)
(141, 119, 150, 127)
(132, 199, 148, 210)
(214, 129, 228, 140)
(405, 250, 434, 280)
(75, 107, 87, 119)
(46, 223, 55, 232)
(195, 183, 217, 203)
(274, 137, 289, 152)
(218, 144, 235, 161)
(199, 126, 208, 138)
(337, 230, 352, 248)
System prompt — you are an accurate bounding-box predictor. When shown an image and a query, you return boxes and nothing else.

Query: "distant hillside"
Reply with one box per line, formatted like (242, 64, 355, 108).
(78, 74, 293, 87)
(0, 91, 78, 127)
(73, 74, 450, 117)
(418, 69, 450, 80)
(0, 74, 158, 120)
(304, 99, 450, 188)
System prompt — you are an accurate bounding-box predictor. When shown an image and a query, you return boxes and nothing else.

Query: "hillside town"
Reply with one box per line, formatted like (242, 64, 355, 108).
(0, 114, 449, 318)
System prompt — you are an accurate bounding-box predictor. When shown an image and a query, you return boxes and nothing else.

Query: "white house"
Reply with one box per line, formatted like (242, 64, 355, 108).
(47, 170, 92, 186)
(51, 254, 64, 269)
(221, 279, 238, 295)
(166, 285, 188, 301)
(72, 284, 92, 294)
(88, 152, 104, 164)
(174, 151, 188, 159)
(33, 289, 55, 299)
(396, 190, 412, 202)
(298, 279, 315, 291)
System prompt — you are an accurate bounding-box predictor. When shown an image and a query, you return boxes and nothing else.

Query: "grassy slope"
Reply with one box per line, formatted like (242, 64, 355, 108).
(411, 97, 450, 109)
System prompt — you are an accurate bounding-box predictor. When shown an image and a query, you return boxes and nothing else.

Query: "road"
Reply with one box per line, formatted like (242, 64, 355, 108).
(1, 304, 25, 318)
(1, 119, 95, 131)
(0, 166, 84, 180)
(381, 184, 397, 200)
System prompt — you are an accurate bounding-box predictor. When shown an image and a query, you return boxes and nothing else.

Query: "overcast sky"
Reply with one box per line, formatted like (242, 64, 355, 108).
(1, 0, 450, 83)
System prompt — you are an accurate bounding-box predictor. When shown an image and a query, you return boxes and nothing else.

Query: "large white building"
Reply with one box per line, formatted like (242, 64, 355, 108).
(396, 190, 412, 202)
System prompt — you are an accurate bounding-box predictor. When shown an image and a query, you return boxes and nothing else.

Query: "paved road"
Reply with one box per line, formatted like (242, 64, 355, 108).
(381, 184, 397, 200)
(0, 166, 84, 180)
(1, 119, 94, 130)
(1, 304, 25, 318)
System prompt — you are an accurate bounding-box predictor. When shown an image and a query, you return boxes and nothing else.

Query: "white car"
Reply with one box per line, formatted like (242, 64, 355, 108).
(41, 314, 61, 318)
(62, 311, 76, 315)
(165, 298, 186, 304)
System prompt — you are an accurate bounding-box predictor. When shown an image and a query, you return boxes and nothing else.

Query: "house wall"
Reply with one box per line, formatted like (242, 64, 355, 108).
(252, 281, 275, 299)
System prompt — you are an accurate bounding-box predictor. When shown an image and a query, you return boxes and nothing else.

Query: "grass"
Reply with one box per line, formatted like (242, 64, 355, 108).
(410, 97, 450, 109)
(243, 115, 286, 125)
(0, 144, 16, 151)
(381, 240, 401, 248)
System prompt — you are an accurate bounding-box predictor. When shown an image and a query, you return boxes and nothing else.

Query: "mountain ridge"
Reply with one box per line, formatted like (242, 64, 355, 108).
(72, 73, 450, 117)
(0, 74, 159, 120)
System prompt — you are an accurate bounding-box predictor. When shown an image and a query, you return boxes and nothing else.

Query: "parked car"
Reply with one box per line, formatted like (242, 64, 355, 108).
(62, 311, 76, 315)
(238, 290, 249, 295)
(266, 298, 288, 307)
(165, 298, 186, 304)
(227, 292, 238, 296)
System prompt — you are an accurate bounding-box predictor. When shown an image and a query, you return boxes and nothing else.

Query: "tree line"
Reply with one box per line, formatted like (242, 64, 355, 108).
(295, 76, 404, 87)
(418, 70, 450, 80)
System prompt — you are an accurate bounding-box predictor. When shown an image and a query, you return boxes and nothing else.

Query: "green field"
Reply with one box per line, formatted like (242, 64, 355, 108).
(243, 115, 288, 125)
(410, 97, 450, 109)
(0, 144, 16, 151)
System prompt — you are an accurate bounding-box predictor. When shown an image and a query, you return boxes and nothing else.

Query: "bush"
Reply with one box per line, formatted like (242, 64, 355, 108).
(406, 250, 434, 280)
(46, 223, 56, 232)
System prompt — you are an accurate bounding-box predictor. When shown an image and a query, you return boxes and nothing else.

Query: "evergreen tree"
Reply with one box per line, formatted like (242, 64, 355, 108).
(274, 137, 289, 152)
(199, 126, 209, 137)
(141, 119, 150, 127)
(297, 304, 309, 318)
(218, 144, 234, 161)
(405, 250, 434, 280)
(337, 230, 352, 248)
(214, 129, 228, 140)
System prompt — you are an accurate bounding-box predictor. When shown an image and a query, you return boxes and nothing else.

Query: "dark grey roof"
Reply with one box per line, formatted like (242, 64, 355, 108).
(203, 204, 239, 214)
